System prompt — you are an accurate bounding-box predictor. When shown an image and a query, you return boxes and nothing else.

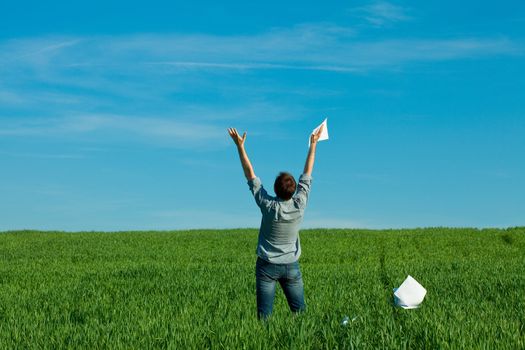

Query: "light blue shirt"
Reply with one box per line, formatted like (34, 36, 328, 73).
(247, 174, 312, 264)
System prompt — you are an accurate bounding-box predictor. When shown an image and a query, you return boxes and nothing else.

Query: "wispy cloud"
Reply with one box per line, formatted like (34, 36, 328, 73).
(0, 150, 84, 159)
(145, 61, 360, 73)
(0, 24, 520, 117)
(16, 39, 82, 60)
(0, 87, 83, 106)
(1, 33, 516, 112)
(0, 94, 312, 148)
(351, 1, 411, 26)
(0, 89, 26, 104)
(0, 23, 521, 149)
(84, 35, 518, 69)
(0, 115, 226, 148)
(0, 24, 519, 76)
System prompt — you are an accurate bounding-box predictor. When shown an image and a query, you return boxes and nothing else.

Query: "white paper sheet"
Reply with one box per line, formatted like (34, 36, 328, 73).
(393, 275, 427, 309)
(309, 118, 329, 147)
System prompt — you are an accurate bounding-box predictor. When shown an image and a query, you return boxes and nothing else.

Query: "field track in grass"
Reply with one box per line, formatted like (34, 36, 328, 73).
(0, 227, 524, 349)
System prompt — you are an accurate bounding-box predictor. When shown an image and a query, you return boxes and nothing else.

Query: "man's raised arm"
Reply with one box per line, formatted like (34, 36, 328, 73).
(228, 128, 256, 180)
(303, 124, 324, 176)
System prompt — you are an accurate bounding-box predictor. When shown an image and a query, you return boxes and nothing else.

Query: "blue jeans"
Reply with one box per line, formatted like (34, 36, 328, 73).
(255, 257, 306, 319)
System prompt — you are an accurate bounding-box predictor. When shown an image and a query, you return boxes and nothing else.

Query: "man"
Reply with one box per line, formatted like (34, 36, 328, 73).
(227, 125, 324, 320)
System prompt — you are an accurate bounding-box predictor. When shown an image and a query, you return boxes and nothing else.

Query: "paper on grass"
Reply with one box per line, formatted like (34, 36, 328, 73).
(393, 275, 427, 309)
(393, 288, 420, 309)
(309, 118, 329, 147)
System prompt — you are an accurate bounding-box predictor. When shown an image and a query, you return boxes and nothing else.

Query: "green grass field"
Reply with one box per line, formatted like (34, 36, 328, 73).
(0, 228, 524, 349)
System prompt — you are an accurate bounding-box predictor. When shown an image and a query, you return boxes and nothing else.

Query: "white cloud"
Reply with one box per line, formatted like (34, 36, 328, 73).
(353, 1, 411, 26)
(0, 95, 311, 148)
(0, 89, 25, 104)
(0, 25, 519, 77)
(0, 115, 226, 148)
(107, 35, 516, 69)
(0, 24, 521, 148)
(0, 150, 84, 159)
(145, 61, 360, 73)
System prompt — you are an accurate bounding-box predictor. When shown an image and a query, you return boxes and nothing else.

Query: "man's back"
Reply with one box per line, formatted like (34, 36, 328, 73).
(248, 174, 312, 264)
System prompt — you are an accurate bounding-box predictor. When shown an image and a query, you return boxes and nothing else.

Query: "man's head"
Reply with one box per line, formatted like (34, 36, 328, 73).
(274, 172, 297, 200)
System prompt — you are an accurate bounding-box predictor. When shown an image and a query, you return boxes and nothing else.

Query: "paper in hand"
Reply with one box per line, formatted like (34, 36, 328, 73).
(309, 118, 329, 147)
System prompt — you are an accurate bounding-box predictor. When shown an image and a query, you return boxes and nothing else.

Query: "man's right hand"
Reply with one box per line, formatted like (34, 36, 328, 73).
(304, 124, 323, 176)
(309, 124, 324, 146)
(228, 128, 247, 148)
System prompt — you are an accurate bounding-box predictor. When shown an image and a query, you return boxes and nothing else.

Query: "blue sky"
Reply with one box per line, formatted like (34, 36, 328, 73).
(1, 1, 524, 230)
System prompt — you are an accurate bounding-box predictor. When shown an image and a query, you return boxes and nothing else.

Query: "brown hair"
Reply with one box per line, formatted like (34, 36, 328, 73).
(274, 172, 297, 200)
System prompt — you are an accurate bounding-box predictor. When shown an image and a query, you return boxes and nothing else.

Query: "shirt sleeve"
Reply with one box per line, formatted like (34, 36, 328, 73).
(247, 177, 274, 213)
(294, 173, 312, 209)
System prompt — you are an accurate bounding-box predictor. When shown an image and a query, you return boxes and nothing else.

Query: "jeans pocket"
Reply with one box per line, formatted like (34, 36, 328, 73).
(287, 261, 302, 280)
(256, 258, 274, 279)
